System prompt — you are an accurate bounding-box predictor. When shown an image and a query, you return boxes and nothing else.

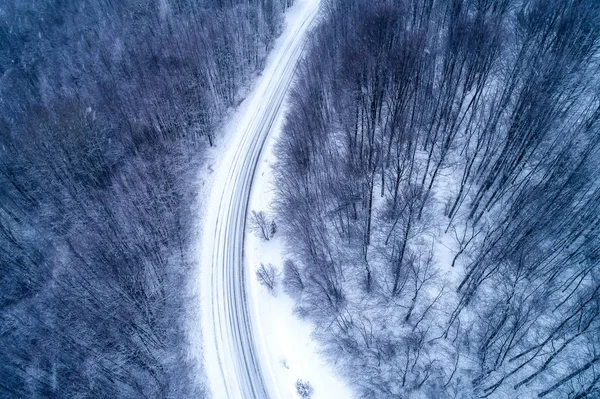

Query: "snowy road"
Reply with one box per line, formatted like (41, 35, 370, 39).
(200, 1, 321, 398)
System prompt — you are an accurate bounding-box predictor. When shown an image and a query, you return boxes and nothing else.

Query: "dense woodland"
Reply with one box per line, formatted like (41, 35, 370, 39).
(0, 0, 293, 397)
(276, 0, 600, 397)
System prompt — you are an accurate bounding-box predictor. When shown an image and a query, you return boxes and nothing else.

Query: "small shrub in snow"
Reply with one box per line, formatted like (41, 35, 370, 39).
(248, 210, 277, 240)
(295, 379, 313, 398)
(256, 263, 277, 292)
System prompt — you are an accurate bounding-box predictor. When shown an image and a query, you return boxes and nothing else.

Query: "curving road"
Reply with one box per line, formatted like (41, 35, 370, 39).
(200, 1, 321, 398)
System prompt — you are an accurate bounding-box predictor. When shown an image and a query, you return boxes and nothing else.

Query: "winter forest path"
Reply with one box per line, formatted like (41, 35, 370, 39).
(200, 0, 321, 398)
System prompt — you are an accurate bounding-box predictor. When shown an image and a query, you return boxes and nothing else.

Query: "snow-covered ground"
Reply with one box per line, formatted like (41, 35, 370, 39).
(246, 106, 355, 399)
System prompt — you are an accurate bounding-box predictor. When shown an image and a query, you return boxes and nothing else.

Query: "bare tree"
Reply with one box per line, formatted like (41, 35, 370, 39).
(248, 210, 277, 241)
(283, 259, 304, 297)
(257, 263, 278, 293)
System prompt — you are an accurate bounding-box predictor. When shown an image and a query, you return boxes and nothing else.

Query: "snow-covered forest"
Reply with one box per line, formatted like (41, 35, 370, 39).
(275, 0, 600, 397)
(3, 0, 600, 397)
(0, 0, 293, 397)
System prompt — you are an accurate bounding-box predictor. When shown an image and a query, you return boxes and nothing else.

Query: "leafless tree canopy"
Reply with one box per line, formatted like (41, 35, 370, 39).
(0, 0, 294, 396)
(275, 0, 600, 397)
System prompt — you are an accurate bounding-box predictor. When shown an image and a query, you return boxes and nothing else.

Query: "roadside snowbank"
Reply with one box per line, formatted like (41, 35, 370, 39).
(246, 106, 354, 399)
